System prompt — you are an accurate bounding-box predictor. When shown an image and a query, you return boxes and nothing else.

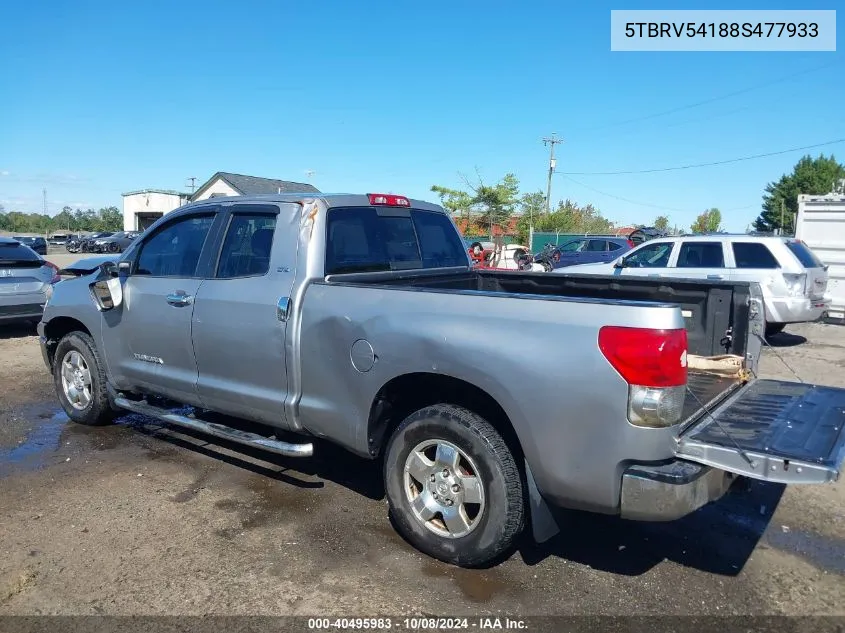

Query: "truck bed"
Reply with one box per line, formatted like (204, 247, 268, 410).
(328, 269, 755, 420)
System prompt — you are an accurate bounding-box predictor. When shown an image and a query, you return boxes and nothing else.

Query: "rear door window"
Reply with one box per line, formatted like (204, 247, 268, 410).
(677, 242, 725, 268)
(325, 207, 467, 274)
(216, 212, 277, 278)
(732, 242, 780, 269)
(785, 240, 824, 268)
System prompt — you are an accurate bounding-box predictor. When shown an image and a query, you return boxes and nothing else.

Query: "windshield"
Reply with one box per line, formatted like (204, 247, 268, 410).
(325, 207, 468, 274)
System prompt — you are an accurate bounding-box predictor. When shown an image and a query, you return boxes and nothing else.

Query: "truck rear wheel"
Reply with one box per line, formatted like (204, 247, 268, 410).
(53, 331, 116, 426)
(383, 404, 524, 567)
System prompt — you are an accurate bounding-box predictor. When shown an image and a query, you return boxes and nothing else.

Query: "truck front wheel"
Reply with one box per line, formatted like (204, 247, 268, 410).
(383, 404, 524, 567)
(53, 331, 116, 426)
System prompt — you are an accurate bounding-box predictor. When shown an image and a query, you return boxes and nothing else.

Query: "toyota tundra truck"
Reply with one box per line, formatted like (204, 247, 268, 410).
(38, 193, 845, 568)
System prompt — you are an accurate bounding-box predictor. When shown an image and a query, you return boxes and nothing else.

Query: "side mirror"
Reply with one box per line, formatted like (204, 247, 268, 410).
(91, 278, 124, 310)
(614, 257, 626, 268)
(90, 268, 124, 310)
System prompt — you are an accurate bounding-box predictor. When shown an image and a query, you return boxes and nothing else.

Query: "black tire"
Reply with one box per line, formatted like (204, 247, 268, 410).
(383, 404, 524, 568)
(52, 331, 116, 426)
(765, 323, 785, 338)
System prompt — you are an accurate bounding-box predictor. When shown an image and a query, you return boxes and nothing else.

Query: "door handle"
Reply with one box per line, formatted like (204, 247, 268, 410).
(166, 292, 193, 307)
(707, 274, 725, 280)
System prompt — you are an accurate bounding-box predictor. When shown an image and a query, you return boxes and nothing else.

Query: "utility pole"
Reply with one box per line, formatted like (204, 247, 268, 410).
(186, 177, 197, 194)
(780, 199, 785, 235)
(542, 133, 563, 215)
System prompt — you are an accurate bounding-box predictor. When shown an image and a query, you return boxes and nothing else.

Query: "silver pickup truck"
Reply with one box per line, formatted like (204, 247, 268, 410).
(39, 193, 845, 568)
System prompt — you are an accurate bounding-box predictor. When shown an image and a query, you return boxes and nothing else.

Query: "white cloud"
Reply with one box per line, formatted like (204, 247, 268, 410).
(0, 171, 10, 177)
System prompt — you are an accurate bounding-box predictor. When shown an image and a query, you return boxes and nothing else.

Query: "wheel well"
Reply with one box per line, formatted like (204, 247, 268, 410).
(43, 317, 91, 367)
(367, 373, 523, 462)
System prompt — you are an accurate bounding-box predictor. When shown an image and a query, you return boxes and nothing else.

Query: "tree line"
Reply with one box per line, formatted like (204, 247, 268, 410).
(0, 205, 123, 234)
(431, 152, 844, 243)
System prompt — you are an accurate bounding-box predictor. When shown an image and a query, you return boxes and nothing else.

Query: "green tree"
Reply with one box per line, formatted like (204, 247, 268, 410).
(515, 198, 614, 243)
(690, 208, 722, 234)
(753, 154, 845, 234)
(95, 206, 122, 231)
(431, 173, 520, 238)
(430, 185, 473, 224)
(653, 215, 670, 231)
(54, 207, 75, 232)
(519, 191, 546, 226)
(471, 173, 519, 237)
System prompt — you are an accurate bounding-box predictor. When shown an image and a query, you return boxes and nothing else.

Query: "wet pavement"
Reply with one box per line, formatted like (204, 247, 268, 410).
(0, 321, 843, 615)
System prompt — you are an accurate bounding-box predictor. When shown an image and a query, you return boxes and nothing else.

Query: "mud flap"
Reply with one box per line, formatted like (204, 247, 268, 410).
(525, 462, 559, 543)
(676, 379, 845, 484)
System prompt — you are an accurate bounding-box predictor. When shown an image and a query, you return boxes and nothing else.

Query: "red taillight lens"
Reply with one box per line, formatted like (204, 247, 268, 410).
(627, 239, 635, 248)
(598, 327, 687, 388)
(368, 193, 411, 207)
(44, 260, 61, 284)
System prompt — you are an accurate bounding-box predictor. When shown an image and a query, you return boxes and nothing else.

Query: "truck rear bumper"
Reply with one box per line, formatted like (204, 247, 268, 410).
(619, 460, 736, 522)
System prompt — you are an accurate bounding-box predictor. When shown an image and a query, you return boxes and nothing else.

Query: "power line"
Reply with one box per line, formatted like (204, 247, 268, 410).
(571, 60, 840, 134)
(561, 174, 758, 215)
(559, 138, 845, 176)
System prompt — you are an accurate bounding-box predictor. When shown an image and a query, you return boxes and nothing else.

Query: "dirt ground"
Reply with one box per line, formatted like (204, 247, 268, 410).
(0, 318, 843, 616)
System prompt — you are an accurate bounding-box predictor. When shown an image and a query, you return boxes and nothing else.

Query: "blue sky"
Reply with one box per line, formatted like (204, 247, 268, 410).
(1, 0, 843, 232)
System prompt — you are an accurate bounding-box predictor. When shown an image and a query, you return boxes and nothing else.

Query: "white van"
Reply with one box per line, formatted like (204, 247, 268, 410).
(555, 235, 830, 337)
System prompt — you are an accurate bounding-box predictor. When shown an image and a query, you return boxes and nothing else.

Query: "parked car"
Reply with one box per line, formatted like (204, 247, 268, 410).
(628, 226, 668, 245)
(80, 232, 115, 253)
(39, 194, 845, 568)
(0, 237, 61, 324)
(555, 234, 830, 337)
(13, 235, 48, 256)
(532, 236, 633, 271)
(93, 231, 140, 253)
(48, 234, 71, 246)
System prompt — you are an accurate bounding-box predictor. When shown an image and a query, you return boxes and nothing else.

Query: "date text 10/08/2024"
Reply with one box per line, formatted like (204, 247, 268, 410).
(307, 617, 528, 630)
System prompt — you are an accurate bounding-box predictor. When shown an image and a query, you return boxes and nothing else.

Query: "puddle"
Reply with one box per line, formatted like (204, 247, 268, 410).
(764, 528, 845, 575)
(0, 408, 68, 474)
(421, 559, 507, 603)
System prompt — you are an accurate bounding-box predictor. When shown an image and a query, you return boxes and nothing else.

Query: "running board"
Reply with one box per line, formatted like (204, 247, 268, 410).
(112, 396, 314, 458)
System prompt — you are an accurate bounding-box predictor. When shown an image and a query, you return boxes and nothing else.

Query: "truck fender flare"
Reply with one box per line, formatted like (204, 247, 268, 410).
(525, 461, 560, 543)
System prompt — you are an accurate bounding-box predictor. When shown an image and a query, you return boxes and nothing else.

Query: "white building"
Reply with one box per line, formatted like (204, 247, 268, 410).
(122, 172, 320, 231)
(122, 189, 190, 231)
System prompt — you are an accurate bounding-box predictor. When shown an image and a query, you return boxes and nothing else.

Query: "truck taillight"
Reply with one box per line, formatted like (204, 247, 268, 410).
(368, 193, 411, 207)
(598, 326, 688, 428)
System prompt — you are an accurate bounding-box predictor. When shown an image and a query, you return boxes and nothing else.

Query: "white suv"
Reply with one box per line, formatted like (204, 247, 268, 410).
(555, 235, 830, 336)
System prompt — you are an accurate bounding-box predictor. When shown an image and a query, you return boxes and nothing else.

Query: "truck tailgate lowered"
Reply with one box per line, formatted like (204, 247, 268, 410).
(676, 379, 845, 484)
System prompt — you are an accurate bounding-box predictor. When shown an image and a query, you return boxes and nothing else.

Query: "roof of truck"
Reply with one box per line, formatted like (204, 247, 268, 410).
(173, 193, 446, 214)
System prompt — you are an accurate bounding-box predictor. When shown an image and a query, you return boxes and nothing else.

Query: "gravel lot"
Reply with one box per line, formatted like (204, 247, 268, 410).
(0, 313, 843, 616)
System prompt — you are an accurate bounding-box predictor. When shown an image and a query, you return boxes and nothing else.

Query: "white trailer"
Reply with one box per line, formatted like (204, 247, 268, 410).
(796, 191, 845, 321)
